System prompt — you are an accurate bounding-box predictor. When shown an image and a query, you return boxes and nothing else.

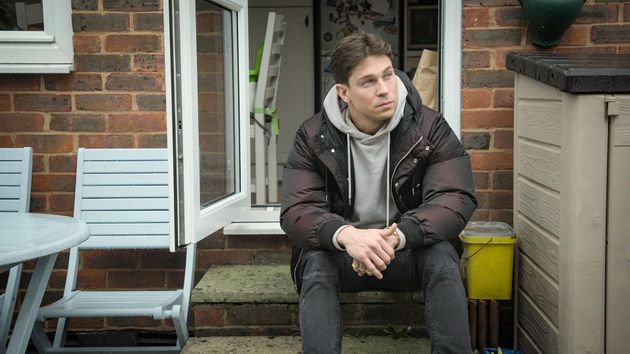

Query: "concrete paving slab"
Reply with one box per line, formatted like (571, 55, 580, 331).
(182, 335, 431, 354)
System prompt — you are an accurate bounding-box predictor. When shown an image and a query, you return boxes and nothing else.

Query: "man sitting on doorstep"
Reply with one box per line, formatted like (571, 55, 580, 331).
(281, 32, 477, 354)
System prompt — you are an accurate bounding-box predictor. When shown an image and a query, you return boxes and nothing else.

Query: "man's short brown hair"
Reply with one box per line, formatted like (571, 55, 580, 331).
(330, 32, 393, 85)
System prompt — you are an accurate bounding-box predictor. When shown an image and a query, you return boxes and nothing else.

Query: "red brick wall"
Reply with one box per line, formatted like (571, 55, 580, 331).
(1, 0, 166, 215)
(1, 0, 629, 333)
(0, 0, 173, 332)
(0, 0, 292, 333)
(461, 0, 630, 225)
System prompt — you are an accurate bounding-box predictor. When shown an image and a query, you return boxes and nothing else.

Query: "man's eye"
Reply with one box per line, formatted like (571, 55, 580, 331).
(383, 72, 393, 79)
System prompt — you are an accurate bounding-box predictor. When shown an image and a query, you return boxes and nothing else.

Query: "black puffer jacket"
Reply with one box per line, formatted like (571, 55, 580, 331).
(280, 71, 477, 289)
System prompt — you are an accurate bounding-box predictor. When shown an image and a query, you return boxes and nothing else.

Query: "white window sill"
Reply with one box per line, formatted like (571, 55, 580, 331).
(0, 63, 73, 74)
(223, 206, 284, 235)
(223, 221, 284, 235)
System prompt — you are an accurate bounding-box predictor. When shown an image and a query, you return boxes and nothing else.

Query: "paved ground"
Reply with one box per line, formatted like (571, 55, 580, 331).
(182, 335, 431, 354)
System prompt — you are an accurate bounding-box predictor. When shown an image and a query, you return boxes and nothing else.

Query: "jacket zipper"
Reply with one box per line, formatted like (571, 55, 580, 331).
(391, 136, 424, 207)
(325, 171, 328, 204)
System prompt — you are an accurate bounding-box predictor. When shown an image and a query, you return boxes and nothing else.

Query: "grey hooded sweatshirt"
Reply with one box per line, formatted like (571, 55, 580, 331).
(323, 76, 409, 250)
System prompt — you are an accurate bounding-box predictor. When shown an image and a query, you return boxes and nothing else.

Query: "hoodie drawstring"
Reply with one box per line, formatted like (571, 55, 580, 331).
(386, 133, 390, 227)
(347, 133, 352, 205)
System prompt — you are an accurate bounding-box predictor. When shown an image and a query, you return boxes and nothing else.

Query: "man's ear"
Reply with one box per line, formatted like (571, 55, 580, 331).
(336, 84, 350, 103)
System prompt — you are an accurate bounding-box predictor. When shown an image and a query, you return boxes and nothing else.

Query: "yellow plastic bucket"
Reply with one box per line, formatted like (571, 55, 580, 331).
(460, 222, 516, 300)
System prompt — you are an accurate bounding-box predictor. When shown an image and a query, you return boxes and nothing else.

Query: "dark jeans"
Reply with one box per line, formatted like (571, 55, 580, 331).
(298, 241, 471, 354)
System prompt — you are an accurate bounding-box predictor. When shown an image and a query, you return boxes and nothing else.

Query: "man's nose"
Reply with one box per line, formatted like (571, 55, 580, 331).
(375, 79, 389, 96)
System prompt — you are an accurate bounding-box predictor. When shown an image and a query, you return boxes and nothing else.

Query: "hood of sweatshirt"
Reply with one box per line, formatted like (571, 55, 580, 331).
(323, 76, 408, 141)
(322, 76, 408, 229)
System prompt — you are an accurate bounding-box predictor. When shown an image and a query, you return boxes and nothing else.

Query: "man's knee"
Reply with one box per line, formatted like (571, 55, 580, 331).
(416, 241, 459, 273)
(301, 250, 339, 279)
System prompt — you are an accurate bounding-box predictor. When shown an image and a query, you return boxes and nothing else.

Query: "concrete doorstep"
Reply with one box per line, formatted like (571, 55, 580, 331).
(191, 264, 426, 337)
(188, 264, 430, 352)
(182, 335, 431, 354)
(191, 264, 424, 305)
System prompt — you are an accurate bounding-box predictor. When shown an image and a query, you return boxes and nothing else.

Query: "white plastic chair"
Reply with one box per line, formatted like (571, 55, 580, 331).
(32, 148, 196, 353)
(251, 12, 286, 205)
(0, 147, 32, 354)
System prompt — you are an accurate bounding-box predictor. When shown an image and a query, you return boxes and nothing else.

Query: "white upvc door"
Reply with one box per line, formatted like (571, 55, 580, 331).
(164, 0, 250, 248)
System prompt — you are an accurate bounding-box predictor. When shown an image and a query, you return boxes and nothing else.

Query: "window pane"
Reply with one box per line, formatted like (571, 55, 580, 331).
(0, 1, 44, 31)
(196, 1, 237, 207)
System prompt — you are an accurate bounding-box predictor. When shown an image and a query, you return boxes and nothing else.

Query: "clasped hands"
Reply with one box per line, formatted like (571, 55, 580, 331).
(337, 223, 399, 280)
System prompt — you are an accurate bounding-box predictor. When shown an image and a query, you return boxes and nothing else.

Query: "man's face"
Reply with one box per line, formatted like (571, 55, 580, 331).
(336, 54, 398, 134)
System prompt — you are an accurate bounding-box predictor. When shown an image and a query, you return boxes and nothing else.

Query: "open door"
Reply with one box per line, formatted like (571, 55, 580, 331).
(165, 0, 250, 249)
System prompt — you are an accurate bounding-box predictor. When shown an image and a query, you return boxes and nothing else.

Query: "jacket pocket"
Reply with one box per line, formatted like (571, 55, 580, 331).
(400, 175, 422, 210)
(398, 154, 427, 210)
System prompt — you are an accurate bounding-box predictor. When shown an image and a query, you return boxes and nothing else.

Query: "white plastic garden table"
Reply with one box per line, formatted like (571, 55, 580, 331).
(0, 213, 88, 354)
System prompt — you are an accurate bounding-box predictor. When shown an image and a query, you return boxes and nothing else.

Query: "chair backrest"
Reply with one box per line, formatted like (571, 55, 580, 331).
(74, 148, 170, 249)
(0, 147, 32, 213)
(0, 147, 31, 351)
(253, 12, 286, 114)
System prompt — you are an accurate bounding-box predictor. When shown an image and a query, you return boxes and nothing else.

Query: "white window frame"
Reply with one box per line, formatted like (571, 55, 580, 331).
(0, 0, 74, 73)
(165, 0, 251, 248)
(440, 0, 462, 136)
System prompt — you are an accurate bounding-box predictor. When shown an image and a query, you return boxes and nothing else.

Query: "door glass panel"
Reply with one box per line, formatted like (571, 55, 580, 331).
(0, 1, 44, 31)
(196, 0, 237, 207)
